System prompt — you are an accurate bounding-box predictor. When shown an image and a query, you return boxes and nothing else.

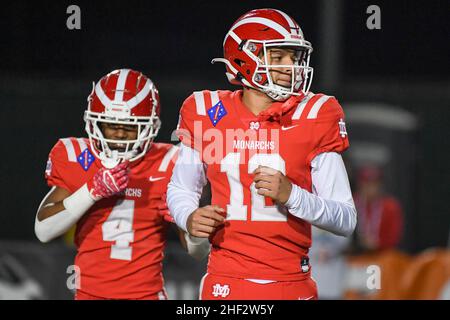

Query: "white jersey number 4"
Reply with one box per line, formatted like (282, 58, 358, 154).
(102, 199, 135, 261)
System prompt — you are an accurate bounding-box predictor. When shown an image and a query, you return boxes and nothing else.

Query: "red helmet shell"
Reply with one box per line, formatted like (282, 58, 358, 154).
(88, 69, 160, 118)
(223, 9, 307, 87)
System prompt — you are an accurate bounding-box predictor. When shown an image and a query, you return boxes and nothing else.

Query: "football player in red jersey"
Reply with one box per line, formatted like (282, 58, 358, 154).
(34, 69, 186, 300)
(167, 9, 357, 300)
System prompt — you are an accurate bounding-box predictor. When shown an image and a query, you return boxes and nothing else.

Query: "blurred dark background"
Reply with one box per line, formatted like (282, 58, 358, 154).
(0, 0, 449, 299)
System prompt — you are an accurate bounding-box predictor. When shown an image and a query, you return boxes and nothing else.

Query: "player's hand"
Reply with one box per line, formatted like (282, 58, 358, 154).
(159, 193, 175, 223)
(159, 206, 175, 223)
(87, 161, 130, 201)
(253, 166, 292, 204)
(186, 205, 225, 238)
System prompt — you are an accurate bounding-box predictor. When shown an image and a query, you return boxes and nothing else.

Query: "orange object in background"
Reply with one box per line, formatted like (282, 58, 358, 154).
(344, 250, 411, 299)
(343, 249, 450, 300)
(399, 249, 450, 299)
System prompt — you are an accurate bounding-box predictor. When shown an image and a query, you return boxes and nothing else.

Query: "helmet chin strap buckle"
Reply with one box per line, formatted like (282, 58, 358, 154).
(265, 87, 292, 101)
(100, 150, 121, 169)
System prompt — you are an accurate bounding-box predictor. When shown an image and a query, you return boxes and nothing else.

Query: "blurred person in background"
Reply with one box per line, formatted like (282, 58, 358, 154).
(309, 227, 350, 299)
(353, 165, 404, 252)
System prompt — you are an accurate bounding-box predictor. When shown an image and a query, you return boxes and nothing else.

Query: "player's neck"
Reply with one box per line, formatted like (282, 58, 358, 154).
(241, 87, 275, 116)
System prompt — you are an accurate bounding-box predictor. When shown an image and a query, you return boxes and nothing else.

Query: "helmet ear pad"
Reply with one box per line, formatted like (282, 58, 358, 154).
(228, 41, 269, 88)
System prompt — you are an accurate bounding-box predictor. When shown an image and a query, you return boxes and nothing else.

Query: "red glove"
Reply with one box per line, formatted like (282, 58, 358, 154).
(158, 193, 174, 223)
(87, 161, 129, 201)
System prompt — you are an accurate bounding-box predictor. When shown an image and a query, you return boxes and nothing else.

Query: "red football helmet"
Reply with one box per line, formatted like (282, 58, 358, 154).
(212, 8, 313, 101)
(84, 69, 161, 164)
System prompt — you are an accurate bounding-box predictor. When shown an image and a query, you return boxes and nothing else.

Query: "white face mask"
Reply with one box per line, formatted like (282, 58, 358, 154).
(84, 113, 161, 166)
(213, 39, 314, 102)
(246, 40, 314, 101)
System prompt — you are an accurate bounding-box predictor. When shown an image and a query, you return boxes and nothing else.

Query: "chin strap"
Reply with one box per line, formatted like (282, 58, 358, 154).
(265, 88, 293, 101)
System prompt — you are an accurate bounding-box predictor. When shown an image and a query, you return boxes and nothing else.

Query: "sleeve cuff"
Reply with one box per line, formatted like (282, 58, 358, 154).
(285, 183, 302, 211)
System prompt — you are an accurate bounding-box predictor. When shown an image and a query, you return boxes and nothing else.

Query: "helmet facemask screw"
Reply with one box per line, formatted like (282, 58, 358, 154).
(248, 42, 257, 52)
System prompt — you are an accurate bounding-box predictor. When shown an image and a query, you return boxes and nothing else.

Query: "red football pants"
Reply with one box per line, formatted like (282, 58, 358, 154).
(200, 273, 318, 300)
(75, 289, 168, 300)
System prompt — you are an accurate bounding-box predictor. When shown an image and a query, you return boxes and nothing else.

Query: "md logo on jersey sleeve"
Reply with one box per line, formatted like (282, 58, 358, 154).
(77, 148, 95, 171)
(45, 158, 52, 176)
(207, 101, 227, 127)
(339, 118, 348, 138)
